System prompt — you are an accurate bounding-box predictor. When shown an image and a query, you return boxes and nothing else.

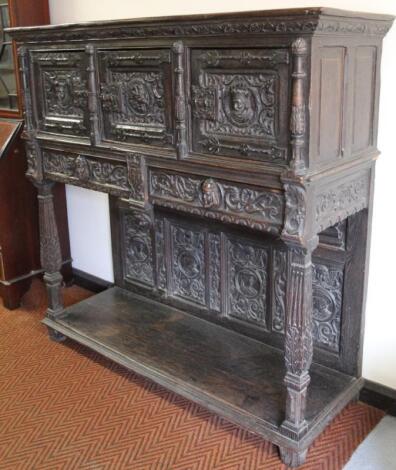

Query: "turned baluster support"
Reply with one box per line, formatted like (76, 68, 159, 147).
(278, 237, 318, 466)
(34, 181, 65, 340)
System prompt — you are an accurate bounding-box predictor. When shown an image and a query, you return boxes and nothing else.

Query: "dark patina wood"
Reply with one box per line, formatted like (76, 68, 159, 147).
(8, 7, 393, 466)
(0, 0, 71, 310)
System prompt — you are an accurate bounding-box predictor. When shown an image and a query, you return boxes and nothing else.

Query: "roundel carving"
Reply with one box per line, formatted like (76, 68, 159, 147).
(313, 286, 336, 323)
(223, 84, 257, 127)
(235, 268, 262, 298)
(177, 250, 201, 279)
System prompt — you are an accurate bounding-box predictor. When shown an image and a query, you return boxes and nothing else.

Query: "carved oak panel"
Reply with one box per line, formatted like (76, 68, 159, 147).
(31, 51, 89, 137)
(169, 223, 206, 305)
(190, 48, 290, 162)
(149, 169, 284, 234)
(226, 237, 269, 328)
(97, 48, 174, 147)
(122, 210, 154, 287)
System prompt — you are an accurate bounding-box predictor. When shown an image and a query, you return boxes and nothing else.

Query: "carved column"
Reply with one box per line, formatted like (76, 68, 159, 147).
(172, 41, 187, 159)
(35, 181, 65, 339)
(289, 38, 308, 176)
(18, 46, 34, 133)
(86, 44, 100, 146)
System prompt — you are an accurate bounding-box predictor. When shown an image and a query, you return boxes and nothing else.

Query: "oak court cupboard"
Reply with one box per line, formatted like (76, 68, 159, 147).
(8, 7, 394, 467)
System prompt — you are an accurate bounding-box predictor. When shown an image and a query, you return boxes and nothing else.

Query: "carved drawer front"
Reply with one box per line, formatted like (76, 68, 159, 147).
(190, 48, 290, 163)
(31, 50, 89, 137)
(97, 48, 174, 147)
(42, 150, 130, 197)
(148, 169, 284, 234)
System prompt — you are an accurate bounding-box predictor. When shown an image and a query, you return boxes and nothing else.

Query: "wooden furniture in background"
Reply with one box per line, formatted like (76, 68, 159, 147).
(0, 0, 71, 309)
(9, 7, 393, 466)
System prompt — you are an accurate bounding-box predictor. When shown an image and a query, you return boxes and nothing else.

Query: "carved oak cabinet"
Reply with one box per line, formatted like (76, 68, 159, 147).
(8, 8, 393, 467)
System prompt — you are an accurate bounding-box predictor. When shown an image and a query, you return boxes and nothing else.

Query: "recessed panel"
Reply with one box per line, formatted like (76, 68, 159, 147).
(190, 48, 290, 163)
(32, 50, 89, 137)
(98, 48, 174, 147)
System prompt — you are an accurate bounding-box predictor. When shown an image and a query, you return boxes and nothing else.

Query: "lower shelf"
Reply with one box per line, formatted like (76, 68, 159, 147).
(43, 287, 363, 450)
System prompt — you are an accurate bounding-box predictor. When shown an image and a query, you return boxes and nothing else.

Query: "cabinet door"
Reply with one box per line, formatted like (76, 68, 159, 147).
(32, 50, 89, 137)
(190, 48, 290, 164)
(98, 48, 174, 148)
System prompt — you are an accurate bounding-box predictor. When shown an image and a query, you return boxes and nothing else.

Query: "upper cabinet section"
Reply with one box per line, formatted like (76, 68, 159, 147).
(97, 48, 174, 148)
(190, 47, 289, 163)
(31, 50, 89, 138)
(8, 8, 394, 175)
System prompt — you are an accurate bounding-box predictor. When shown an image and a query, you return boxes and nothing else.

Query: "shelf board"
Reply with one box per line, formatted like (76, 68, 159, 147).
(43, 287, 363, 450)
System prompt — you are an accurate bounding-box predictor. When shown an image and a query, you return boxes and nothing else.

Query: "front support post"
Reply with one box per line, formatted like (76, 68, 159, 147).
(279, 238, 318, 466)
(35, 181, 65, 340)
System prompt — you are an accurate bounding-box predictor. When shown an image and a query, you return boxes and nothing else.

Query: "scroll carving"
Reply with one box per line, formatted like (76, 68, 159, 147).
(149, 171, 284, 234)
(315, 173, 370, 232)
(43, 151, 129, 195)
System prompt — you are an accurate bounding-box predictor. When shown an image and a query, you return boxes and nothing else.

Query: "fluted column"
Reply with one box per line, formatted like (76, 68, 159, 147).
(35, 181, 64, 337)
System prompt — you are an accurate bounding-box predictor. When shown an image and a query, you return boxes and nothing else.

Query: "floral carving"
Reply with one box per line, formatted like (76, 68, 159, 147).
(272, 249, 287, 333)
(127, 154, 145, 202)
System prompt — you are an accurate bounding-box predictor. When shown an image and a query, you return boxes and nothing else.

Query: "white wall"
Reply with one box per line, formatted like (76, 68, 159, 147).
(49, 0, 396, 389)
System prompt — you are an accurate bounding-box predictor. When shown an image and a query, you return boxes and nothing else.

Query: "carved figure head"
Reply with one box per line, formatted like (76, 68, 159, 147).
(74, 155, 90, 181)
(127, 80, 150, 115)
(54, 78, 72, 108)
(224, 83, 256, 126)
(201, 179, 221, 209)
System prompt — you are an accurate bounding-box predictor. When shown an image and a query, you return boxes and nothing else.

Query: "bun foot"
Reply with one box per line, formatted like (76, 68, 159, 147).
(47, 326, 66, 342)
(278, 446, 308, 467)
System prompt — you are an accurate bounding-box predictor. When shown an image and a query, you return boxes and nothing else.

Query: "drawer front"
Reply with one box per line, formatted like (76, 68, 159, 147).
(190, 48, 290, 163)
(31, 50, 89, 137)
(42, 149, 130, 197)
(97, 48, 174, 147)
(148, 168, 284, 234)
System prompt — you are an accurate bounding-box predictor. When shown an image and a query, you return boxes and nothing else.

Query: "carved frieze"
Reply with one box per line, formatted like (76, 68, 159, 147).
(315, 172, 370, 232)
(10, 15, 391, 44)
(43, 151, 129, 195)
(149, 170, 284, 234)
(227, 238, 269, 328)
(123, 211, 154, 286)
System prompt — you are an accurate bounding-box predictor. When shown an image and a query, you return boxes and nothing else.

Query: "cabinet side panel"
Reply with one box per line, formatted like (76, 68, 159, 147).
(317, 47, 346, 164)
(352, 46, 377, 154)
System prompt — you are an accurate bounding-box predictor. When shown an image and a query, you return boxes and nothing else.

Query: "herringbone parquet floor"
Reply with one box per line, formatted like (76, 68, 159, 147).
(0, 280, 384, 470)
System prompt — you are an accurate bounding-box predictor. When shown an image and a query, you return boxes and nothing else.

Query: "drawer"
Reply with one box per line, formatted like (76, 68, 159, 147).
(190, 47, 290, 164)
(97, 48, 174, 148)
(148, 168, 284, 234)
(31, 50, 89, 138)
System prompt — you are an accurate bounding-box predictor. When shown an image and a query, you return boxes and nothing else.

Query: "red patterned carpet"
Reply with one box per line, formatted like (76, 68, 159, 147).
(0, 280, 384, 470)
